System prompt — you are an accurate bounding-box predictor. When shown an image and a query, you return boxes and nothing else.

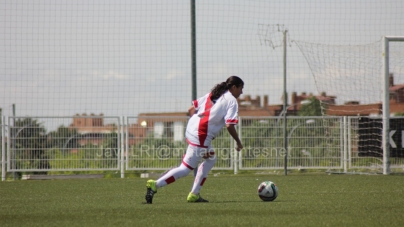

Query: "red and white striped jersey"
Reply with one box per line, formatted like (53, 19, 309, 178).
(186, 90, 239, 147)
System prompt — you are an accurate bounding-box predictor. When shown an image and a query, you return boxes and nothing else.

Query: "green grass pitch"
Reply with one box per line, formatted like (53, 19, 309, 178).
(1, 173, 404, 227)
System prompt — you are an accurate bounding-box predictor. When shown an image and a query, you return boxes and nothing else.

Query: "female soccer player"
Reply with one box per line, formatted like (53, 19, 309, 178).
(145, 75, 244, 204)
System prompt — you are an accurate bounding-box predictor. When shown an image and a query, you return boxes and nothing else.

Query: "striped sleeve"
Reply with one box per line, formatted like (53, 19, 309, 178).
(224, 99, 239, 124)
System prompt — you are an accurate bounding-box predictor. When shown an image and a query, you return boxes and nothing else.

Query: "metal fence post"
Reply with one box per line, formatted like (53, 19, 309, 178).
(2, 116, 5, 181)
(120, 116, 125, 179)
(343, 116, 347, 173)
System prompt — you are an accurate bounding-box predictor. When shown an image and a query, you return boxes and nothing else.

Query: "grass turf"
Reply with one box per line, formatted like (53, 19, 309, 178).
(1, 174, 404, 227)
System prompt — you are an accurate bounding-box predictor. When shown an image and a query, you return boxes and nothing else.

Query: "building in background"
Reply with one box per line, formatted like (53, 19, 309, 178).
(69, 75, 404, 145)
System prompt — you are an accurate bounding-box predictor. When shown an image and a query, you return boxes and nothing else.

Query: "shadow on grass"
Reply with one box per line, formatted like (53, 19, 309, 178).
(140, 200, 284, 204)
(203, 200, 286, 203)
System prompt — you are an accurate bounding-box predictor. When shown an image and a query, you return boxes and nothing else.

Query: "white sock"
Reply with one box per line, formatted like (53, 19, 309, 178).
(156, 164, 192, 188)
(191, 155, 216, 194)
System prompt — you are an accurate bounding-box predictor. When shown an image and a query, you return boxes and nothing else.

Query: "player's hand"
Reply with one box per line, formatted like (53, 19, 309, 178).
(236, 142, 243, 151)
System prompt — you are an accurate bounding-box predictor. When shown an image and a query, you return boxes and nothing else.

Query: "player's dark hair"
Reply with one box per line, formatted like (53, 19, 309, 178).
(210, 75, 244, 101)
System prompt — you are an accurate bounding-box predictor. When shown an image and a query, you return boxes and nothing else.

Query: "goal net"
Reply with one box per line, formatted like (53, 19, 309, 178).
(295, 38, 404, 174)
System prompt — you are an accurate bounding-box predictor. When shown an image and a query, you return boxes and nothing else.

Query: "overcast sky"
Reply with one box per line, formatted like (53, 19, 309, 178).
(1, 0, 403, 127)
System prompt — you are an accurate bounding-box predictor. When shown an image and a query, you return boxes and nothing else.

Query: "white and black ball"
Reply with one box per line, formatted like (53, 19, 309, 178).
(257, 181, 278, 202)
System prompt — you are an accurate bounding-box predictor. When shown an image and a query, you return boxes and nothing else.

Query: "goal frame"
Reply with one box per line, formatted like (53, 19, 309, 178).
(382, 36, 404, 175)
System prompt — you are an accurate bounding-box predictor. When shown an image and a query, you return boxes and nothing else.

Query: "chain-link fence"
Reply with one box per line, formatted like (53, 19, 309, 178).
(2, 115, 404, 180)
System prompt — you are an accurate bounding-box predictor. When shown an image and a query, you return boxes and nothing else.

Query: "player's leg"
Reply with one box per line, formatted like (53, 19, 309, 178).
(145, 145, 201, 204)
(155, 164, 192, 188)
(187, 148, 216, 202)
(155, 145, 201, 187)
(193, 166, 198, 177)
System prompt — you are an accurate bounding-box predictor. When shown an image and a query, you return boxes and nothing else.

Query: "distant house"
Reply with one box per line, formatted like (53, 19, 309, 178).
(69, 113, 117, 146)
(327, 74, 404, 116)
(70, 113, 116, 134)
(265, 91, 335, 116)
(133, 112, 189, 144)
(389, 74, 404, 115)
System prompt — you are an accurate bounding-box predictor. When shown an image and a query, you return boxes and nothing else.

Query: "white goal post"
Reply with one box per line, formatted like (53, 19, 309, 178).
(382, 36, 404, 175)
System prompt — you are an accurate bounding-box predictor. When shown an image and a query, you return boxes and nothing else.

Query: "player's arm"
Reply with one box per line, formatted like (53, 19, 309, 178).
(226, 124, 243, 151)
(188, 106, 196, 116)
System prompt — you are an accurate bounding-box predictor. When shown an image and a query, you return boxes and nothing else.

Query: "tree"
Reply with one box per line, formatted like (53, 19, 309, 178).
(298, 97, 324, 116)
(100, 132, 119, 168)
(47, 126, 80, 150)
(12, 118, 49, 174)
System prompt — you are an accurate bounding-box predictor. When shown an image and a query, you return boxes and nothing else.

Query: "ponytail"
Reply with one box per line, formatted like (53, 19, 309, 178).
(210, 75, 244, 101)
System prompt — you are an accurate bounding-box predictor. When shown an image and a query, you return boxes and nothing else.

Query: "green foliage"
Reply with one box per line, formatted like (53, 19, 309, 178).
(395, 112, 404, 116)
(99, 132, 119, 165)
(9, 116, 344, 173)
(240, 119, 274, 149)
(47, 126, 79, 149)
(128, 134, 187, 169)
(287, 118, 342, 165)
(235, 117, 343, 168)
(14, 118, 47, 148)
(298, 97, 323, 116)
(12, 118, 49, 173)
(47, 147, 118, 171)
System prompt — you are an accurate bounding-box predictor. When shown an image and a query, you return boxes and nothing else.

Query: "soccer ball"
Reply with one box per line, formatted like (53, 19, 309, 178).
(257, 181, 278, 201)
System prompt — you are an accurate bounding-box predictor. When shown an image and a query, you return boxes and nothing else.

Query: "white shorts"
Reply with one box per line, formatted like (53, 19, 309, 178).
(181, 145, 216, 170)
